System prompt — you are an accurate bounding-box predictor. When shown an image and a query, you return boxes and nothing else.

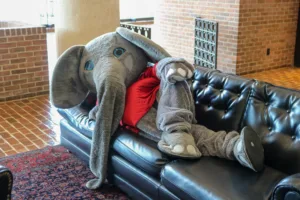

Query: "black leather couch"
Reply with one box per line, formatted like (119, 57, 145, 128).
(0, 165, 13, 200)
(58, 66, 300, 200)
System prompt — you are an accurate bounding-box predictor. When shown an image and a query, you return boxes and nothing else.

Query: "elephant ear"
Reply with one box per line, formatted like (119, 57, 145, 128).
(116, 27, 171, 62)
(50, 45, 89, 108)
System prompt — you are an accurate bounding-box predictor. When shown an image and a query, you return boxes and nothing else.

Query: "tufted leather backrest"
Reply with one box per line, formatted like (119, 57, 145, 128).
(242, 81, 300, 174)
(192, 67, 254, 132)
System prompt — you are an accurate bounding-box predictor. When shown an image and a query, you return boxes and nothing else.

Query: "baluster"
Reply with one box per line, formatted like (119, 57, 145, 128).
(119, 22, 152, 39)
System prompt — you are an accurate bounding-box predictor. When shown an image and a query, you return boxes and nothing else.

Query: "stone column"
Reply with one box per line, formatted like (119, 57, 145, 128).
(55, 0, 120, 56)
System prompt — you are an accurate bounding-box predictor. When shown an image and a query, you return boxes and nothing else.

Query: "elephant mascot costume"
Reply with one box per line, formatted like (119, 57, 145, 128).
(51, 27, 264, 189)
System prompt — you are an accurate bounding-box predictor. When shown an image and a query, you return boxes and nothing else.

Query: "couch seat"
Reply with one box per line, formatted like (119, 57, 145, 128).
(161, 157, 287, 200)
(111, 129, 169, 177)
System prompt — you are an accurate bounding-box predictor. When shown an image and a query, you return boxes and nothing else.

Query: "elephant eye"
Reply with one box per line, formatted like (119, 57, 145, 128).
(113, 47, 126, 58)
(84, 60, 94, 71)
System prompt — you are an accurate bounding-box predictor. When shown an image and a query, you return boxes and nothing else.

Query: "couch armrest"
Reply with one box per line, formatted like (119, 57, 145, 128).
(272, 174, 300, 200)
(0, 165, 13, 200)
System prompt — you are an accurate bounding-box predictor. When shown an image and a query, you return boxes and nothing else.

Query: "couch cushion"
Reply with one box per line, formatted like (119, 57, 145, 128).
(57, 92, 97, 139)
(161, 157, 287, 200)
(193, 66, 254, 132)
(242, 81, 300, 174)
(111, 128, 169, 177)
(57, 106, 95, 139)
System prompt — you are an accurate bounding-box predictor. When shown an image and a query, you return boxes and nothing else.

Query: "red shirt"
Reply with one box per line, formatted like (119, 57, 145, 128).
(121, 64, 160, 133)
(96, 64, 160, 133)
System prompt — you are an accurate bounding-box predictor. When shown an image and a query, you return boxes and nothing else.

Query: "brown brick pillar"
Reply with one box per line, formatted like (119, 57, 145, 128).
(155, 0, 240, 74)
(155, 0, 300, 75)
(237, 0, 299, 75)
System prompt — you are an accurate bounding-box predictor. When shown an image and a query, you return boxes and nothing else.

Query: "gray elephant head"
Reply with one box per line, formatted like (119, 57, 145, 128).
(51, 27, 171, 108)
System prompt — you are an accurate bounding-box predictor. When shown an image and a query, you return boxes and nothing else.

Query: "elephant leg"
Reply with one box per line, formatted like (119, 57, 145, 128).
(156, 79, 201, 159)
(137, 107, 161, 142)
(192, 125, 264, 172)
(191, 125, 239, 160)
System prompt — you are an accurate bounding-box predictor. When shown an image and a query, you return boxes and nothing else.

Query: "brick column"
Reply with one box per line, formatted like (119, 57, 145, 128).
(55, 0, 120, 56)
(237, 0, 299, 75)
(155, 0, 240, 74)
(155, 0, 299, 75)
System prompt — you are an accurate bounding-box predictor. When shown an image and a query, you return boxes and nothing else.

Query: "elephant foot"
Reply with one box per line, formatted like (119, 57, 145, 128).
(234, 126, 264, 172)
(158, 132, 202, 159)
(166, 63, 193, 83)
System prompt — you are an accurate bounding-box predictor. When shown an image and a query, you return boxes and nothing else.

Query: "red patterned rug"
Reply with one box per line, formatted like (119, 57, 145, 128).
(0, 145, 129, 200)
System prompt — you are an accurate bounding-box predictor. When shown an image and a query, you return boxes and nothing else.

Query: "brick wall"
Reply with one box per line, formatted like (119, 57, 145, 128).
(155, 0, 240, 74)
(237, 0, 299, 75)
(0, 23, 49, 102)
(155, 0, 299, 75)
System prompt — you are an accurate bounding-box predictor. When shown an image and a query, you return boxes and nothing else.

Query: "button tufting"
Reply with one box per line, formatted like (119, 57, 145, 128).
(292, 136, 296, 140)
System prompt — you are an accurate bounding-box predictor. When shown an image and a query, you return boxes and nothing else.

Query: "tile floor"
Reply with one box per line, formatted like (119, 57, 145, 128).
(1, 66, 299, 157)
(0, 95, 61, 157)
(243, 67, 300, 91)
